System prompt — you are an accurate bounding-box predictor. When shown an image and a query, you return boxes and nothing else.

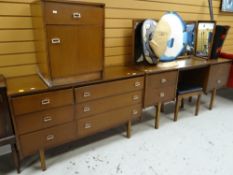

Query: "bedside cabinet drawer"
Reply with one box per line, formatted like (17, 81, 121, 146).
(144, 86, 176, 107)
(75, 77, 144, 102)
(19, 122, 76, 157)
(45, 2, 104, 25)
(77, 104, 141, 138)
(16, 106, 74, 135)
(146, 70, 178, 89)
(76, 91, 142, 118)
(12, 89, 74, 115)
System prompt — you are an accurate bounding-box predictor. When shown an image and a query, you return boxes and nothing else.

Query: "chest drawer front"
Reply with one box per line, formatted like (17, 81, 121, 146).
(19, 122, 76, 157)
(207, 63, 231, 91)
(75, 77, 144, 102)
(144, 86, 176, 107)
(77, 104, 141, 138)
(146, 71, 178, 89)
(44, 2, 104, 25)
(76, 91, 142, 118)
(12, 89, 74, 115)
(16, 106, 74, 135)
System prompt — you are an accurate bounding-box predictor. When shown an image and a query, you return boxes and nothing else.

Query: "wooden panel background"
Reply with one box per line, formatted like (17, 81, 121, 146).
(0, 0, 233, 77)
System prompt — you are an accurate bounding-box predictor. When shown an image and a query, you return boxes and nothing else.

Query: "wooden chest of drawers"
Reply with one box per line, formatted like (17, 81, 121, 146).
(31, 0, 104, 86)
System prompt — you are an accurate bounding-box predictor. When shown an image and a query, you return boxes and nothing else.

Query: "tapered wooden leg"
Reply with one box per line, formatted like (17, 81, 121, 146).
(155, 103, 161, 129)
(209, 88, 216, 110)
(174, 97, 181, 122)
(161, 103, 165, 113)
(195, 94, 202, 116)
(39, 149, 46, 171)
(11, 144, 20, 174)
(181, 98, 184, 108)
(126, 120, 131, 138)
(188, 96, 192, 102)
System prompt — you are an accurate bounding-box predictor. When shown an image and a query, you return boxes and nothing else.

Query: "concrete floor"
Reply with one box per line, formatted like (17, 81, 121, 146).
(1, 88, 233, 175)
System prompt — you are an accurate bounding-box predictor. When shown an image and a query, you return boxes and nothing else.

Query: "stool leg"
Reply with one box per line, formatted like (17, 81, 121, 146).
(189, 96, 192, 103)
(181, 98, 184, 109)
(195, 94, 202, 116)
(174, 97, 181, 122)
(39, 149, 46, 171)
(155, 103, 161, 129)
(126, 120, 131, 138)
(209, 88, 216, 110)
(11, 144, 20, 174)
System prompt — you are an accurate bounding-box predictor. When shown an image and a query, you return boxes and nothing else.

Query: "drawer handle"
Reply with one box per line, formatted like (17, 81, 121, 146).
(217, 79, 222, 84)
(51, 38, 61, 44)
(160, 92, 165, 98)
(83, 91, 91, 98)
(84, 122, 92, 129)
(161, 78, 167, 84)
(133, 95, 139, 101)
(83, 106, 91, 112)
(73, 12, 81, 19)
(43, 116, 52, 123)
(46, 134, 55, 141)
(135, 81, 141, 87)
(41, 98, 50, 105)
(132, 110, 138, 115)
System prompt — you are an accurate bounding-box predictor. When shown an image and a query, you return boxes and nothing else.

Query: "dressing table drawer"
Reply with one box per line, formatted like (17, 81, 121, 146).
(75, 77, 144, 102)
(146, 71, 178, 89)
(16, 106, 74, 135)
(44, 2, 103, 25)
(12, 89, 74, 115)
(76, 91, 142, 118)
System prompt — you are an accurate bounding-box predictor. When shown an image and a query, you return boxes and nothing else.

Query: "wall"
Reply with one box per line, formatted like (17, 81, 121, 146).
(0, 0, 233, 78)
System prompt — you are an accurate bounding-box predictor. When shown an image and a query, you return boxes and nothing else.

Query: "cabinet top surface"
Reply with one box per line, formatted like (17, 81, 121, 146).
(6, 58, 231, 97)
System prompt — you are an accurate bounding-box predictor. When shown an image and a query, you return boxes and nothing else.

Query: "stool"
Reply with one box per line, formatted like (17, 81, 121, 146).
(174, 84, 203, 121)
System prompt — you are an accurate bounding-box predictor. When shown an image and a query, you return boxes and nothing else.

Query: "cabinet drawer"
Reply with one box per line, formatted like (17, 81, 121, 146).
(77, 104, 141, 138)
(144, 86, 176, 107)
(75, 77, 144, 102)
(146, 71, 178, 89)
(16, 106, 74, 135)
(44, 2, 104, 25)
(206, 63, 231, 91)
(19, 122, 76, 157)
(12, 89, 74, 115)
(76, 91, 142, 118)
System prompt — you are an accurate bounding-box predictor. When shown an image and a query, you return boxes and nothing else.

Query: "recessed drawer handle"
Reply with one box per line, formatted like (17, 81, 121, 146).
(135, 81, 141, 87)
(83, 91, 91, 98)
(132, 110, 138, 115)
(51, 38, 61, 44)
(46, 134, 55, 141)
(41, 98, 50, 105)
(83, 106, 91, 112)
(133, 95, 139, 101)
(43, 116, 52, 123)
(217, 79, 222, 84)
(160, 92, 165, 98)
(161, 78, 167, 84)
(73, 12, 81, 19)
(84, 122, 92, 129)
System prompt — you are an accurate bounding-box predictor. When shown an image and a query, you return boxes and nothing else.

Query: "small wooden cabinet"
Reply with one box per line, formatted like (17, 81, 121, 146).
(31, 0, 104, 86)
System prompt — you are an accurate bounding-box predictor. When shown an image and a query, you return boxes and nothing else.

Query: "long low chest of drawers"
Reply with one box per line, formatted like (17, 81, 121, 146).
(9, 75, 144, 158)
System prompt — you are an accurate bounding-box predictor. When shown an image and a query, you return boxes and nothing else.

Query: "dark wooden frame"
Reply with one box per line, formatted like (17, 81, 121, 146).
(195, 21, 216, 60)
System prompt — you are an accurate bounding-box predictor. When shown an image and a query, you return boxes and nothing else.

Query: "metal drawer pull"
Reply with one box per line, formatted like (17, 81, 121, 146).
(135, 81, 141, 87)
(73, 12, 81, 19)
(41, 98, 50, 105)
(161, 78, 167, 83)
(133, 95, 139, 100)
(133, 110, 138, 115)
(52, 10, 58, 14)
(84, 123, 92, 129)
(83, 106, 91, 112)
(160, 92, 165, 98)
(43, 116, 52, 122)
(83, 91, 91, 98)
(51, 38, 61, 44)
(217, 79, 222, 84)
(46, 134, 55, 141)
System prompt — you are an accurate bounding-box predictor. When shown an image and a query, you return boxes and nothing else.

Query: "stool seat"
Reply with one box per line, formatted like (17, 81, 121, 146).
(177, 84, 203, 95)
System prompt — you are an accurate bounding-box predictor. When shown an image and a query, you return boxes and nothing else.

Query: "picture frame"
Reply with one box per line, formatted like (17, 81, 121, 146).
(220, 0, 233, 13)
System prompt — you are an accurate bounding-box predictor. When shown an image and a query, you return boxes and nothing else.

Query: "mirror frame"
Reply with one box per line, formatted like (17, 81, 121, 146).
(195, 20, 216, 59)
